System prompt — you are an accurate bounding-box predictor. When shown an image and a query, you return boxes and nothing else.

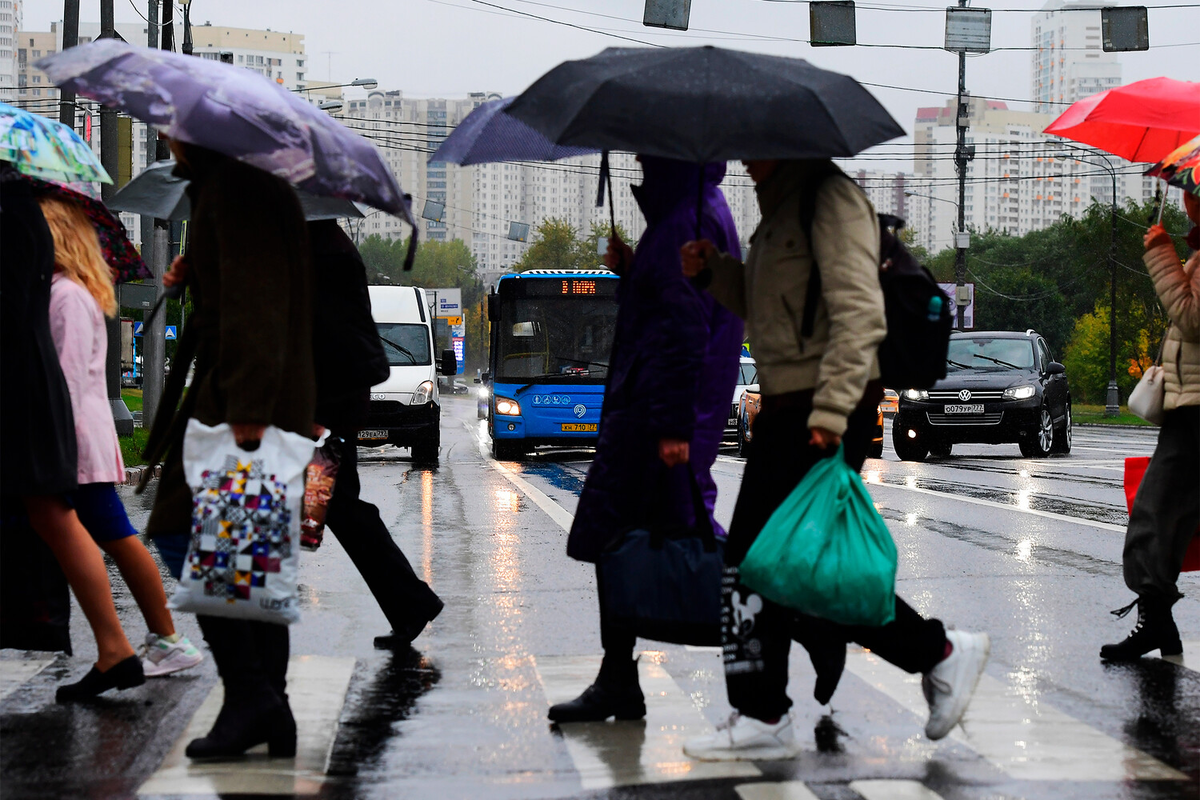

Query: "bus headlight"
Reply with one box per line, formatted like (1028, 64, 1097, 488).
(1003, 385, 1036, 400)
(495, 396, 522, 416)
(412, 380, 434, 405)
(903, 389, 929, 401)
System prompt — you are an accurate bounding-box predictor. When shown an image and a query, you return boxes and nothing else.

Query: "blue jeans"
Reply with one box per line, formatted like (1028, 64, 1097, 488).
(153, 531, 189, 582)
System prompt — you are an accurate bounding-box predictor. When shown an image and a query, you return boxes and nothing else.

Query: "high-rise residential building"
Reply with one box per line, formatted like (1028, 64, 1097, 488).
(853, 170, 910, 219)
(189, 25, 307, 91)
(15, 29, 58, 106)
(0, 1, 19, 102)
(1031, 0, 1123, 113)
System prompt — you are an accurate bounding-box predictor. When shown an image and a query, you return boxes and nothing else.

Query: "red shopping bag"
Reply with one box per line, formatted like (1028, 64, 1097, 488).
(1124, 457, 1200, 572)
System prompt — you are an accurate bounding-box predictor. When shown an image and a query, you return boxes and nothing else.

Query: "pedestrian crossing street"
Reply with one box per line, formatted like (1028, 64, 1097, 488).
(1, 640, 1193, 796)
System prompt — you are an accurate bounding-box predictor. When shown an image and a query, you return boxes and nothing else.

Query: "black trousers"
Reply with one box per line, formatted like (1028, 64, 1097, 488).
(596, 564, 637, 660)
(723, 385, 947, 722)
(197, 615, 289, 700)
(1124, 405, 1200, 604)
(325, 432, 444, 639)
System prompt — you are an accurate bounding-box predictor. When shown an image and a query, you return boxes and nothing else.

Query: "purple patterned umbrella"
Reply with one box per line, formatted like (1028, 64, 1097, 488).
(36, 39, 414, 230)
(431, 96, 596, 165)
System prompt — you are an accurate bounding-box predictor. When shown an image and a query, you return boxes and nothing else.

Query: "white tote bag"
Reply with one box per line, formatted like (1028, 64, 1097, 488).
(169, 420, 316, 624)
(1128, 364, 1165, 426)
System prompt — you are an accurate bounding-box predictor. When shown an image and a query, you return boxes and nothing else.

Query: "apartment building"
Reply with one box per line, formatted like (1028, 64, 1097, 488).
(189, 25, 307, 91)
(1031, 0, 1122, 113)
(0, 0, 19, 102)
(853, 170, 910, 219)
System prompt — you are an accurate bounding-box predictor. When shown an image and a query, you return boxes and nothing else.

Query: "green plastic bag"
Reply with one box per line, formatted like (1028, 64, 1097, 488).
(739, 445, 897, 627)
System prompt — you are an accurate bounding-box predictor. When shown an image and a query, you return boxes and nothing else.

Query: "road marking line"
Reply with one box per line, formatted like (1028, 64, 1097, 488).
(869, 481, 1125, 532)
(138, 655, 355, 796)
(684, 645, 722, 653)
(1161, 641, 1200, 672)
(534, 654, 759, 789)
(849, 780, 946, 800)
(0, 659, 54, 702)
(735, 781, 820, 800)
(467, 421, 575, 533)
(843, 651, 1187, 782)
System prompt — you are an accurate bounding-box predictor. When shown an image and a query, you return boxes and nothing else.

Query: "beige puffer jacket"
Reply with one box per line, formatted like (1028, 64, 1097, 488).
(1143, 243, 1200, 410)
(704, 161, 885, 436)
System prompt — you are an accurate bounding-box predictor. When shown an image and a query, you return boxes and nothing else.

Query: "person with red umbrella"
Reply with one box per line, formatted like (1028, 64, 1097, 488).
(1102, 190, 1200, 661)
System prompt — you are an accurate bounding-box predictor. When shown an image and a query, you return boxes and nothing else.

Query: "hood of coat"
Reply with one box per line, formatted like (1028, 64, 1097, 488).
(631, 156, 726, 226)
(754, 159, 834, 221)
(171, 142, 235, 202)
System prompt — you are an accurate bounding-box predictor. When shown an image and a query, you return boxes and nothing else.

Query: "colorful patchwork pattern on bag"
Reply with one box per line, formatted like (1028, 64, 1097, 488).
(188, 454, 292, 603)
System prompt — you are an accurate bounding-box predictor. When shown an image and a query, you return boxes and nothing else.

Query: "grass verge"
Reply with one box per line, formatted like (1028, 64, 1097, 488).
(1074, 403, 1156, 427)
(121, 388, 143, 413)
(119, 428, 151, 467)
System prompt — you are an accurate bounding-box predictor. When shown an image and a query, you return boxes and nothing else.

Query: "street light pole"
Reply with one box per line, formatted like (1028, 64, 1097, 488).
(953, 0, 970, 332)
(1055, 145, 1119, 416)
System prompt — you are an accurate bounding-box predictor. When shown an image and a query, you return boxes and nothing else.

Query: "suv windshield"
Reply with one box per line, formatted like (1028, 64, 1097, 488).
(947, 337, 1035, 371)
(495, 296, 617, 383)
(377, 323, 432, 366)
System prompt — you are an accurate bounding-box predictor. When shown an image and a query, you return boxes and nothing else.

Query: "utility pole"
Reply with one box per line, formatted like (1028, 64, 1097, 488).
(98, 0, 136, 436)
(952, 0, 971, 332)
(181, 0, 193, 55)
(57, 1, 79, 129)
(141, 0, 168, 430)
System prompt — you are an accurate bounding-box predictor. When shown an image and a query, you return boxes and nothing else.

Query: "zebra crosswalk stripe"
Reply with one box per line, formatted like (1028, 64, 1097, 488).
(734, 781, 821, 800)
(843, 650, 1187, 782)
(849, 779, 947, 800)
(534, 653, 760, 790)
(0, 659, 54, 703)
(137, 655, 355, 796)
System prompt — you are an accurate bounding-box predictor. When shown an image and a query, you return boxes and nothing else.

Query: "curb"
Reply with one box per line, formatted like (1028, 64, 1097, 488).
(121, 465, 161, 486)
(1076, 422, 1158, 430)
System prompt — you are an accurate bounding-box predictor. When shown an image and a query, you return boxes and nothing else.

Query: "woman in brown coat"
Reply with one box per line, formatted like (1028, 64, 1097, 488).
(142, 140, 314, 759)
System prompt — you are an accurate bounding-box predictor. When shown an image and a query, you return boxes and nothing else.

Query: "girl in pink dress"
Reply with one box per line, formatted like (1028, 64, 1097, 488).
(39, 196, 202, 699)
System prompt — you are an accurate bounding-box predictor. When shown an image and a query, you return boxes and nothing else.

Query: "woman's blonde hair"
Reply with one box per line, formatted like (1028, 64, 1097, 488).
(37, 195, 117, 317)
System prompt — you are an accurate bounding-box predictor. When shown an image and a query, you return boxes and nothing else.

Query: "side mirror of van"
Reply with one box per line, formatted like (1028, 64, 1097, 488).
(487, 293, 499, 322)
(440, 349, 457, 376)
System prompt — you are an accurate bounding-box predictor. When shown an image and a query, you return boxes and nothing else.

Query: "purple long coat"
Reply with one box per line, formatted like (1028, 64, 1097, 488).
(567, 157, 744, 564)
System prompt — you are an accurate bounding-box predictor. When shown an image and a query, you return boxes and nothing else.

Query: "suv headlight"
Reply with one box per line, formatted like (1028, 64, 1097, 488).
(412, 380, 434, 405)
(903, 389, 929, 401)
(495, 396, 521, 416)
(1003, 385, 1036, 400)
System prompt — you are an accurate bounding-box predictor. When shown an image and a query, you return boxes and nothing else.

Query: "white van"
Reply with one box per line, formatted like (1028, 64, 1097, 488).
(361, 286, 457, 462)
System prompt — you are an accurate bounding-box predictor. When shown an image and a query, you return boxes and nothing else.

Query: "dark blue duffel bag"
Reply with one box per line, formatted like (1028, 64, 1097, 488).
(598, 470, 723, 646)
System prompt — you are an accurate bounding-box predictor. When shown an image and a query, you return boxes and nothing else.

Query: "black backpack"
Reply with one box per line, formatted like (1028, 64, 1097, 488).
(797, 164, 953, 391)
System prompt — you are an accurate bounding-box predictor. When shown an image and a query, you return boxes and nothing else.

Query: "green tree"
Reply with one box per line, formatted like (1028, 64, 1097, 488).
(578, 221, 633, 269)
(513, 218, 582, 273)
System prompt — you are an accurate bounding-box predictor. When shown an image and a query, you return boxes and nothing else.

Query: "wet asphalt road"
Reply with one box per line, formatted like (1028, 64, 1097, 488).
(1, 396, 1197, 800)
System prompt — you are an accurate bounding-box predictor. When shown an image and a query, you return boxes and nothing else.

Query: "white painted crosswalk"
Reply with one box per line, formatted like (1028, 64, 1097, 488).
(137, 655, 355, 796)
(535, 654, 761, 789)
(0, 658, 54, 703)
(735, 779, 948, 800)
(843, 649, 1188, 782)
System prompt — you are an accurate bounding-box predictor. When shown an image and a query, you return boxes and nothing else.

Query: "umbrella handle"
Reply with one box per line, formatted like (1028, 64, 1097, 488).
(1155, 181, 1168, 226)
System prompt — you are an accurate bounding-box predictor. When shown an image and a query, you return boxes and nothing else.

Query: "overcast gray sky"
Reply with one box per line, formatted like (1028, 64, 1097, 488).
(26, 1, 1200, 170)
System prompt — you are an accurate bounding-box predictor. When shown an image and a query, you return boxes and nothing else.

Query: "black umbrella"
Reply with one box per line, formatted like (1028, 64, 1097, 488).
(506, 46, 904, 163)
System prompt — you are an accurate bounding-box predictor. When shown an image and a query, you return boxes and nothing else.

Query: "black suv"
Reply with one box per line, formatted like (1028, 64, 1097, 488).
(893, 330, 1072, 460)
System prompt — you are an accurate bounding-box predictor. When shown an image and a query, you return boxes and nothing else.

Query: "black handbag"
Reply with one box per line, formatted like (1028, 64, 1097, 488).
(598, 469, 724, 646)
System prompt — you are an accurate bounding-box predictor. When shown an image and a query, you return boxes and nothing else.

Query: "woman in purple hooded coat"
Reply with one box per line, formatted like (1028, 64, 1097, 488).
(549, 156, 743, 722)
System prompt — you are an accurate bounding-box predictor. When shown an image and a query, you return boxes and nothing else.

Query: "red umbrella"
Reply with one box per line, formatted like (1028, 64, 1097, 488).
(1044, 77, 1200, 163)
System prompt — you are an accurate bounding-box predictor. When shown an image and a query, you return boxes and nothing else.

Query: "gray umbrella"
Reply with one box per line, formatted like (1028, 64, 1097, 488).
(110, 160, 367, 221)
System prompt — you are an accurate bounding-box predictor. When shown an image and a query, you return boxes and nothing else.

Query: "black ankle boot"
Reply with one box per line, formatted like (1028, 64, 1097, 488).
(185, 687, 294, 759)
(1100, 596, 1183, 662)
(792, 614, 846, 705)
(548, 656, 645, 723)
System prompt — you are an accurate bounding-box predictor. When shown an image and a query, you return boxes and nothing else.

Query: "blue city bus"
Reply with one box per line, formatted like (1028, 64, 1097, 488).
(485, 269, 619, 459)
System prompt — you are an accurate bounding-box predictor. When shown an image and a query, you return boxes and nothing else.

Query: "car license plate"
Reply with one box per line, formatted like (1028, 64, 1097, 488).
(561, 423, 597, 432)
(357, 429, 388, 441)
(943, 404, 985, 414)
(727, 417, 737, 427)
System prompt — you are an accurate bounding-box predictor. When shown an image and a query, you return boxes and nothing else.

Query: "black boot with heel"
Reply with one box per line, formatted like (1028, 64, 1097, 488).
(548, 655, 645, 723)
(185, 616, 296, 759)
(1100, 596, 1183, 662)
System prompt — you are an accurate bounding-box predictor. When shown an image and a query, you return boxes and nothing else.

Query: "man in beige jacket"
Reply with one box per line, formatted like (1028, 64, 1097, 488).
(679, 159, 989, 761)
(1102, 191, 1200, 661)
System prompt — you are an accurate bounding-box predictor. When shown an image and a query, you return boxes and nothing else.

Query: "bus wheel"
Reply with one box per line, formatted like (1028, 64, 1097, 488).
(492, 439, 523, 461)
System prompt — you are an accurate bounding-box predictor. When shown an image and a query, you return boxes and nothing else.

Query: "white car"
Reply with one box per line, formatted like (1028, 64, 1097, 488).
(727, 357, 757, 437)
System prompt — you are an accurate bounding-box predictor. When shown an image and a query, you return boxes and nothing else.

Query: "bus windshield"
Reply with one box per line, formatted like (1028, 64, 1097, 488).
(495, 295, 617, 384)
(377, 323, 432, 366)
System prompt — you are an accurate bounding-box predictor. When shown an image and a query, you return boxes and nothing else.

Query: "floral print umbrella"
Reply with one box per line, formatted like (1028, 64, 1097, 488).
(1146, 135, 1200, 196)
(0, 102, 111, 184)
(31, 177, 151, 283)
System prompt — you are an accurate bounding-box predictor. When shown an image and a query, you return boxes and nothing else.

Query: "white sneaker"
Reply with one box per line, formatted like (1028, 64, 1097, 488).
(141, 632, 204, 677)
(683, 712, 800, 761)
(923, 629, 990, 740)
